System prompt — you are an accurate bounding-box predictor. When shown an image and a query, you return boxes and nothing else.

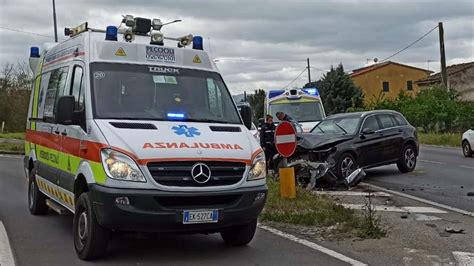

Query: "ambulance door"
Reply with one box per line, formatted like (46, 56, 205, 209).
(58, 63, 86, 196)
(38, 66, 69, 187)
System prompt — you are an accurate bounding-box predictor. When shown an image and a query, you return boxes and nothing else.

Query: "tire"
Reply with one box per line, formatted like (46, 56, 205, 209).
(28, 168, 48, 215)
(73, 192, 110, 260)
(397, 144, 417, 173)
(220, 219, 257, 246)
(462, 141, 473, 157)
(335, 153, 358, 180)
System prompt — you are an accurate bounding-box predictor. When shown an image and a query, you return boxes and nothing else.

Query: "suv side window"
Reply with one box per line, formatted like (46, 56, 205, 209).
(361, 116, 380, 132)
(43, 66, 69, 119)
(393, 114, 407, 126)
(70, 66, 84, 111)
(378, 114, 396, 129)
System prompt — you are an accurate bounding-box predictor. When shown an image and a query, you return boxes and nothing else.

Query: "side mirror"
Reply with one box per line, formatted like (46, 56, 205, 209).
(258, 118, 264, 128)
(239, 105, 252, 130)
(56, 96, 75, 125)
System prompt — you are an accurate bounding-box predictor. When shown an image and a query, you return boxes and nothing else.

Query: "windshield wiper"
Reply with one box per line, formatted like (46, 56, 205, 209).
(333, 123, 348, 134)
(184, 118, 231, 124)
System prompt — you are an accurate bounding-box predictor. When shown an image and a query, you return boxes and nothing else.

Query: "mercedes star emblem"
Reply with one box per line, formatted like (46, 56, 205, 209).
(191, 163, 212, 184)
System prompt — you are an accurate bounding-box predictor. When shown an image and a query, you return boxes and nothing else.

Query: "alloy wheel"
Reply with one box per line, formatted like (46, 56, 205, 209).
(404, 148, 416, 169)
(341, 157, 356, 178)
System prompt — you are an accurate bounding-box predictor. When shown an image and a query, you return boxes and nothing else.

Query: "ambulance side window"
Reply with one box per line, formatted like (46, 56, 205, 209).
(206, 78, 223, 117)
(70, 66, 84, 111)
(43, 66, 69, 120)
(36, 72, 51, 119)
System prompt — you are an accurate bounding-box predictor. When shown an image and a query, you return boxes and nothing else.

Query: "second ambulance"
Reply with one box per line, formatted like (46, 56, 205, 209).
(24, 15, 267, 260)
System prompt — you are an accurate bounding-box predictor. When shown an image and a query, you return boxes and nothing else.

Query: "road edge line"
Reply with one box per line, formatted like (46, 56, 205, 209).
(258, 224, 367, 266)
(361, 182, 474, 217)
(0, 221, 15, 266)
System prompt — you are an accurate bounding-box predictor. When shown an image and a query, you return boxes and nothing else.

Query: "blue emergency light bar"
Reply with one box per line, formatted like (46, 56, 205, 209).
(303, 88, 319, 96)
(167, 112, 185, 119)
(268, 90, 285, 99)
(30, 47, 40, 58)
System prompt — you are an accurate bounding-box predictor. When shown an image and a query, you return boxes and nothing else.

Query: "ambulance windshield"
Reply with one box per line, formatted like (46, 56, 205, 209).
(90, 63, 241, 124)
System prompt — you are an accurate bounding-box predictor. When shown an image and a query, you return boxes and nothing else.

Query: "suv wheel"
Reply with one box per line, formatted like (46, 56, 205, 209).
(28, 168, 48, 215)
(73, 192, 110, 260)
(220, 219, 257, 246)
(463, 141, 473, 157)
(397, 144, 417, 173)
(336, 153, 357, 180)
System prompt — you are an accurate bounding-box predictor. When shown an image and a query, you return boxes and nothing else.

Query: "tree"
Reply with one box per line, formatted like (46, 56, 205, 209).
(247, 89, 266, 122)
(305, 63, 364, 114)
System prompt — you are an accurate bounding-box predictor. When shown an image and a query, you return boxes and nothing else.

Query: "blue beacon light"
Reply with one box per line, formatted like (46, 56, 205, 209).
(30, 47, 40, 58)
(167, 112, 186, 120)
(192, 36, 203, 50)
(105, 26, 118, 41)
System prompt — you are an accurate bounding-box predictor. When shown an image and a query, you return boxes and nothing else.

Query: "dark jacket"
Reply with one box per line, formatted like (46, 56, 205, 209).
(260, 122, 276, 147)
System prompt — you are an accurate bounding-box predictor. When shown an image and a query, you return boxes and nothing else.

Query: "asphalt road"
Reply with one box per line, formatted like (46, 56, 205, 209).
(0, 155, 346, 266)
(365, 145, 474, 212)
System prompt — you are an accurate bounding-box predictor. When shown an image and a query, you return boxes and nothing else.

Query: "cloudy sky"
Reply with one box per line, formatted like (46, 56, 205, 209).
(0, 0, 472, 93)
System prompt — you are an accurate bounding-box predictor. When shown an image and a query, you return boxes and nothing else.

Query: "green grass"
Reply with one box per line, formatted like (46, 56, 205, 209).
(261, 179, 386, 239)
(0, 142, 24, 153)
(0, 132, 25, 140)
(418, 132, 461, 147)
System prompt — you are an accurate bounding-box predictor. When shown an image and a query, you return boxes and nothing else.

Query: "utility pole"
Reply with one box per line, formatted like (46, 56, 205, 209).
(306, 58, 311, 84)
(438, 22, 448, 90)
(52, 0, 58, 42)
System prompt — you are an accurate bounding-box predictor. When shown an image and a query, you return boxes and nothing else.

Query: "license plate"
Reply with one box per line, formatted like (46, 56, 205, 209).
(183, 210, 218, 224)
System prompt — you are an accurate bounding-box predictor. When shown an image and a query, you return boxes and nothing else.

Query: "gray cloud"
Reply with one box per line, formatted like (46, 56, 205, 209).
(0, 0, 472, 93)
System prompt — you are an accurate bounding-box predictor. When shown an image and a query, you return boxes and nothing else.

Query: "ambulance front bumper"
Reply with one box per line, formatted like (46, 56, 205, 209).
(90, 184, 267, 233)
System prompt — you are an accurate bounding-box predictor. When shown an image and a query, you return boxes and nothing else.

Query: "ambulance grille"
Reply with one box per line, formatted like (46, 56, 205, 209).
(147, 161, 246, 187)
(109, 122, 157, 130)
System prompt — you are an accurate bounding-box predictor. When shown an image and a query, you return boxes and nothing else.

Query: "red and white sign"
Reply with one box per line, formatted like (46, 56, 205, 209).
(275, 121, 297, 157)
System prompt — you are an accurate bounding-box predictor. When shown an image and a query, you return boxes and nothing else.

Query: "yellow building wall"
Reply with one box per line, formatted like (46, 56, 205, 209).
(351, 64, 431, 103)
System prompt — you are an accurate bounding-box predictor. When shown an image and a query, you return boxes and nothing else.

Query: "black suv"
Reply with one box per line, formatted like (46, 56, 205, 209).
(296, 110, 419, 179)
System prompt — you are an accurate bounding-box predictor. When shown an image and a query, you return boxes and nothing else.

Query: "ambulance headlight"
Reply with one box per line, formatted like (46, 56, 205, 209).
(101, 149, 146, 182)
(247, 151, 266, 181)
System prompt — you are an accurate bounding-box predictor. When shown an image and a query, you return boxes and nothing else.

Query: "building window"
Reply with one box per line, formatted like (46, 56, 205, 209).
(407, 80, 413, 91)
(382, 81, 389, 92)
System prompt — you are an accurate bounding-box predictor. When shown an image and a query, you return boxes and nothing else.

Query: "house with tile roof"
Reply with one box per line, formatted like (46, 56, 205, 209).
(416, 62, 474, 101)
(350, 61, 432, 102)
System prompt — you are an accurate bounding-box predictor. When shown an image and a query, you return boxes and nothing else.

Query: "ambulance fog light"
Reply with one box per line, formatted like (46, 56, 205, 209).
(247, 151, 266, 181)
(101, 149, 146, 182)
(115, 197, 130, 206)
(254, 192, 266, 202)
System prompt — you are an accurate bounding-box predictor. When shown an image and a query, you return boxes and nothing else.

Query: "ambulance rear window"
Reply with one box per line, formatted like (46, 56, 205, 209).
(90, 63, 241, 124)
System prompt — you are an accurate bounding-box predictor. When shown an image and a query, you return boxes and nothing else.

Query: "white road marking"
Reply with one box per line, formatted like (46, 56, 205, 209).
(452, 251, 474, 266)
(258, 224, 367, 266)
(275, 134, 296, 144)
(341, 204, 447, 213)
(361, 183, 474, 217)
(459, 165, 474, 170)
(0, 221, 15, 266)
(0, 154, 22, 159)
(313, 191, 391, 197)
(419, 159, 446, 165)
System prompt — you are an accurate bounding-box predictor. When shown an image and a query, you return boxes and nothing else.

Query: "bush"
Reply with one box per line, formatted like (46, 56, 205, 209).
(365, 85, 474, 133)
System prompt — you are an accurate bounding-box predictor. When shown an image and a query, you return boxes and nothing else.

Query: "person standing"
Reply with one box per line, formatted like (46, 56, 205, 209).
(260, 115, 276, 172)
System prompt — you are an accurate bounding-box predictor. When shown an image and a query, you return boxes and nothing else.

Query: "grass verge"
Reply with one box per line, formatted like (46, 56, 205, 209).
(0, 142, 24, 153)
(261, 179, 386, 239)
(418, 132, 460, 147)
(0, 132, 25, 140)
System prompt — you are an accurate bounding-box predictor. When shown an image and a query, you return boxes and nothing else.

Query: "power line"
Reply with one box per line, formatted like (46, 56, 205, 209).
(283, 67, 308, 89)
(215, 57, 306, 63)
(0, 26, 56, 39)
(310, 66, 327, 72)
(380, 25, 439, 62)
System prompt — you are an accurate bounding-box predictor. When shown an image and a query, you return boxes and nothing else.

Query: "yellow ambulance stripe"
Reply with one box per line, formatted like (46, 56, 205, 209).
(37, 177, 75, 209)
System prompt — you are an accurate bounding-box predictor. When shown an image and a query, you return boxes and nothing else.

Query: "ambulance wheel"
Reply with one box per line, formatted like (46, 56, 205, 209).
(220, 219, 257, 246)
(74, 192, 110, 260)
(28, 168, 48, 215)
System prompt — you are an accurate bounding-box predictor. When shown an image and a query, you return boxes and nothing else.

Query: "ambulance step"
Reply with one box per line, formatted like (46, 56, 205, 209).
(46, 199, 69, 215)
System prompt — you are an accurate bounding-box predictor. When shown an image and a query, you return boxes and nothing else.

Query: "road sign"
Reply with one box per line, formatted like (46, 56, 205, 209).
(275, 121, 297, 157)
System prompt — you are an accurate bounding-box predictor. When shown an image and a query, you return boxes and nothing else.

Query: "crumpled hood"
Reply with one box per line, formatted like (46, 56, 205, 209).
(297, 132, 353, 150)
(95, 120, 255, 162)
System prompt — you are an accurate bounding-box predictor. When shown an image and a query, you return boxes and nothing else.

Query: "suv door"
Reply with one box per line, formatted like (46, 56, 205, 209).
(377, 114, 404, 162)
(355, 115, 384, 167)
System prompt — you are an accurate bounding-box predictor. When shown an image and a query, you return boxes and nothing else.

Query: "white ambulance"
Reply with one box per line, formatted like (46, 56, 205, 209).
(24, 16, 267, 260)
